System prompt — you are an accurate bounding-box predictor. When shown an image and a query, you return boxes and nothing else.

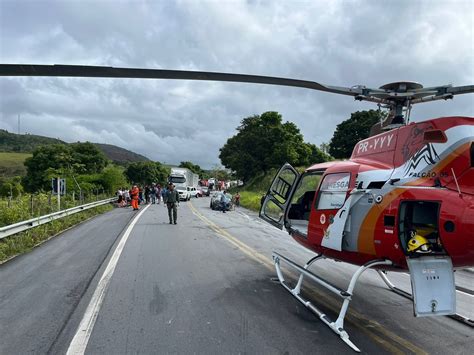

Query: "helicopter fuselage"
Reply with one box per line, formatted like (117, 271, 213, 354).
(263, 117, 474, 270)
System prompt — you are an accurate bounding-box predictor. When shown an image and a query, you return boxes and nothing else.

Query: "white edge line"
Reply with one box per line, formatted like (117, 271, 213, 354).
(66, 205, 150, 355)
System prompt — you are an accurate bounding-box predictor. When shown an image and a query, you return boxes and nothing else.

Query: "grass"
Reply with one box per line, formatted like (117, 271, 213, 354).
(0, 203, 113, 263)
(0, 152, 31, 177)
(0, 193, 111, 227)
(229, 167, 308, 212)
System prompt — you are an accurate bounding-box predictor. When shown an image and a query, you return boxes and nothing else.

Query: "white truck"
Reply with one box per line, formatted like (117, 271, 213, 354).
(168, 167, 200, 201)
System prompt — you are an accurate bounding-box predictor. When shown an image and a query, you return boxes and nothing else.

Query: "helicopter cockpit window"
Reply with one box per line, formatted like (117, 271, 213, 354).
(287, 171, 324, 236)
(316, 173, 350, 210)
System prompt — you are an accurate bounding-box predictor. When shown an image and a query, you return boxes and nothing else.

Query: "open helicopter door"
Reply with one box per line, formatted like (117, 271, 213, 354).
(260, 163, 299, 229)
(406, 256, 456, 316)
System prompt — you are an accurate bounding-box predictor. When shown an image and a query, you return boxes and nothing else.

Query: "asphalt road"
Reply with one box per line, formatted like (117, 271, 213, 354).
(0, 198, 472, 354)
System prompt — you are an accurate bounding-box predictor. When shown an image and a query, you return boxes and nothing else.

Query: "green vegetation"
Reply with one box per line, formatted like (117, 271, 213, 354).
(0, 152, 31, 178)
(328, 110, 386, 159)
(124, 161, 170, 185)
(0, 129, 150, 165)
(0, 203, 113, 263)
(0, 129, 64, 153)
(94, 143, 149, 165)
(219, 111, 330, 183)
(0, 192, 111, 227)
(179, 161, 204, 178)
(23, 142, 109, 192)
(229, 168, 279, 211)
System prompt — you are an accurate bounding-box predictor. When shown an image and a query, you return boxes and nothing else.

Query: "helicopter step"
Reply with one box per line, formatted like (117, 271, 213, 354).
(377, 269, 474, 327)
(272, 251, 391, 353)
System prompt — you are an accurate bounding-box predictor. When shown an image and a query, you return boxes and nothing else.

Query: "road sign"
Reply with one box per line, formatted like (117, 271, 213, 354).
(52, 178, 66, 195)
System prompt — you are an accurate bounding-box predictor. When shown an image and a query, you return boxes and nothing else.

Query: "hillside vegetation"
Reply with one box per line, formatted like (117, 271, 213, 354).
(0, 129, 64, 152)
(0, 152, 31, 178)
(0, 130, 150, 165)
(92, 143, 149, 164)
(229, 168, 279, 211)
(230, 167, 308, 211)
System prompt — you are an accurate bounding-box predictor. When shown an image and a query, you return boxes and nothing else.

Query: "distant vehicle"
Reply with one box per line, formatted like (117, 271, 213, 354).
(168, 167, 199, 199)
(177, 186, 191, 201)
(188, 186, 199, 198)
(198, 186, 210, 197)
(210, 191, 232, 211)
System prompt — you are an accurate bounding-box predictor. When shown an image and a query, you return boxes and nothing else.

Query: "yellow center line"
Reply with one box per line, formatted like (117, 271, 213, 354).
(188, 201, 427, 355)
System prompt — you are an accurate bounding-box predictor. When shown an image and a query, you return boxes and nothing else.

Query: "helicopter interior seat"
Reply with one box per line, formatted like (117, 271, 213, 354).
(399, 201, 445, 254)
(288, 191, 315, 221)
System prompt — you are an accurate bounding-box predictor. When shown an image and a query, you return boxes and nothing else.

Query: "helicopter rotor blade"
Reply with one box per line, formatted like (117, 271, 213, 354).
(446, 85, 474, 95)
(0, 64, 363, 97)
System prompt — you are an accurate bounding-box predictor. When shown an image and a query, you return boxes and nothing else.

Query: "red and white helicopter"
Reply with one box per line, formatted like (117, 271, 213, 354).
(1, 65, 472, 351)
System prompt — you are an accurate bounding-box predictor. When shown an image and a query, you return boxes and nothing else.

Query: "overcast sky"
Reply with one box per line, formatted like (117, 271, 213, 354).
(1, 0, 473, 168)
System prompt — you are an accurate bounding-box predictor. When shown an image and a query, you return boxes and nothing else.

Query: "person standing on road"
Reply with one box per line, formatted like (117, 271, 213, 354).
(155, 184, 162, 204)
(220, 190, 229, 213)
(166, 184, 179, 224)
(130, 185, 140, 211)
(234, 191, 241, 207)
(162, 185, 168, 204)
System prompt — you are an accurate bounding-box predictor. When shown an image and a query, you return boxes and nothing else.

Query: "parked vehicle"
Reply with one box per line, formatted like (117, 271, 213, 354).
(198, 186, 210, 197)
(177, 187, 191, 201)
(188, 186, 199, 198)
(168, 167, 199, 200)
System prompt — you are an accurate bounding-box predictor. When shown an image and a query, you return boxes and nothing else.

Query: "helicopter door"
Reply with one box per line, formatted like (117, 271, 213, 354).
(260, 163, 299, 229)
(314, 172, 351, 251)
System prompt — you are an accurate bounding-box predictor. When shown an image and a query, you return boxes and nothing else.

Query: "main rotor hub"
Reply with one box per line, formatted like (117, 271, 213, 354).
(379, 81, 423, 92)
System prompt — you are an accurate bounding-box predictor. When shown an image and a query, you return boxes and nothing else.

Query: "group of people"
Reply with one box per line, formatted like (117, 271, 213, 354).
(117, 184, 166, 209)
(117, 184, 243, 223)
(116, 183, 180, 224)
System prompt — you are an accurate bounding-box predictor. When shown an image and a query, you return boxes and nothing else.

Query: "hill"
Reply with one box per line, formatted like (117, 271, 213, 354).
(93, 143, 149, 165)
(0, 152, 31, 178)
(0, 129, 64, 152)
(0, 130, 150, 167)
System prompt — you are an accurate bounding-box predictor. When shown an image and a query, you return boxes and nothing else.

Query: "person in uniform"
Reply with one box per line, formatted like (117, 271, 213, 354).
(130, 185, 140, 211)
(166, 184, 179, 224)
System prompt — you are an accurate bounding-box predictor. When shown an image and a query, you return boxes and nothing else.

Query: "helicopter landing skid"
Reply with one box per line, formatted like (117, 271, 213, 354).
(272, 252, 391, 353)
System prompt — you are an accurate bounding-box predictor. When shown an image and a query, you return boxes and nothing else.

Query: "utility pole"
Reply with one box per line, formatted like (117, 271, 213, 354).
(17, 114, 20, 134)
(57, 176, 61, 211)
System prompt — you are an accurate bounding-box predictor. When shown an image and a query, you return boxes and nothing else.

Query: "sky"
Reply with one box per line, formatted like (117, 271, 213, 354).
(0, 0, 473, 168)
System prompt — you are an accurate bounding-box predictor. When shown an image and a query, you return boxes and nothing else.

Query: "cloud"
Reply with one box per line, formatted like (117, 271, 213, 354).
(1, 0, 472, 168)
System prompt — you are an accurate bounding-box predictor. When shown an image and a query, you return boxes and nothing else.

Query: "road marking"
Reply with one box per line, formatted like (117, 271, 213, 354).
(189, 201, 427, 355)
(66, 205, 150, 355)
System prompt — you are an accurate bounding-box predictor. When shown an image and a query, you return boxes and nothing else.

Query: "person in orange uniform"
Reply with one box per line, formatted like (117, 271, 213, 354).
(130, 185, 140, 210)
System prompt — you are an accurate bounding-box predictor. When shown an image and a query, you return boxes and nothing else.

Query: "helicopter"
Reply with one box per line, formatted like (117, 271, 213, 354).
(0, 64, 473, 352)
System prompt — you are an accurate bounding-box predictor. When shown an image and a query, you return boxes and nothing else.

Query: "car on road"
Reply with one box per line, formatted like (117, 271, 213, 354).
(210, 191, 232, 211)
(187, 186, 199, 198)
(177, 187, 191, 201)
(197, 186, 210, 197)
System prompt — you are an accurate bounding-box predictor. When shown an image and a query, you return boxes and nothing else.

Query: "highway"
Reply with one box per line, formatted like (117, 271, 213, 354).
(0, 198, 472, 354)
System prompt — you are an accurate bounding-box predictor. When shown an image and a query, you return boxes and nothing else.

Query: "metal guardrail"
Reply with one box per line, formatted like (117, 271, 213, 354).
(0, 197, 116, 240)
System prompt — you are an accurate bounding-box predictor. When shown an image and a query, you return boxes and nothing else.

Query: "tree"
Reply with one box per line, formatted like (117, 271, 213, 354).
(70, 142, 108, 174)
(23, 144, 74, 192)
(306, 144, 333, 165)
(219, 112, 314, 182)
(0, 176, 23, 198)
(124, 161, 170, 185)
(328, 110, 386, 159)
(23, 142, 110, 192)
(100, 166, 128, 193)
